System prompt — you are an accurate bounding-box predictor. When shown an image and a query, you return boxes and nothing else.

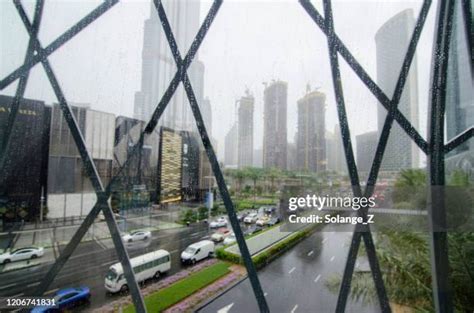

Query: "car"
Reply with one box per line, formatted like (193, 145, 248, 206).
(223, 233, 236, 245)
(237, 212, 248, 222)
(0, 246, 44, 264)
(31, 287, 91, 313)
(264, 207, 277, 214)
(210, 217, 227, 228)
(256, 216, 270, 226)
(243, 212, 258, 224)
(211, 229, 231, 242)
(181, 240, 215, 264)
(97, 212, 122, 221)
(121, 230, 151, 243)
(267, 216, 281, 226)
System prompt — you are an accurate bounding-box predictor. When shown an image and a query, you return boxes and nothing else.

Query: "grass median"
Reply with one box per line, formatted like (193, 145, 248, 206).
(123, 261, 230, 313)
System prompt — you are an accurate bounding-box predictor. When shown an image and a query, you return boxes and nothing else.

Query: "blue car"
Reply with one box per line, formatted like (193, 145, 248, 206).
(31, 287, 90, 313)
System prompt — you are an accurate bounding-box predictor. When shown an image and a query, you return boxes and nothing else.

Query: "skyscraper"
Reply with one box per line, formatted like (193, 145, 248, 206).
(356, 131, 378, 173)
(263, 80, 288, 170)
(200, 97, 213, 137)
(375, 9, 419, 172)
(445, 0, 474, 179)
(134, 0, 204, 131)
(224, 123, 238, 168)
(296, 87, 326, 172)
(326, 125, 346, 174)
(238, 92, 254, 168)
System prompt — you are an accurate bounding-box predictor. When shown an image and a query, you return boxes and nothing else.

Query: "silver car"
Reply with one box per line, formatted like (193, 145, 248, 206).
(0, 247, 44, 264)
(121, 230, 152, 242)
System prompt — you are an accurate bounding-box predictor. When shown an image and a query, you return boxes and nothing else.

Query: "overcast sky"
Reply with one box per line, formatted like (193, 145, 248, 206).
(0, 0, 437, 165)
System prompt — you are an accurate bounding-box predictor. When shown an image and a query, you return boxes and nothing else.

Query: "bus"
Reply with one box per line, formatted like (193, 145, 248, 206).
(104, 249, 171, 293)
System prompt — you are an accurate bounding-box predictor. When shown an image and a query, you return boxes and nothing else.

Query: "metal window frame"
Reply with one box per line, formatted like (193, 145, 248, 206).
(300, 0, 474, 312)
(1, 0, 473, 312)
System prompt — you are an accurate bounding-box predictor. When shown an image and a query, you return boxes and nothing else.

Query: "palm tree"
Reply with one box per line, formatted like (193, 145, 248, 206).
(245, 167, 262, 203)
(325, 169, 474, 312)
(234, 169, 246, 195)
(266, 167, 280, 194)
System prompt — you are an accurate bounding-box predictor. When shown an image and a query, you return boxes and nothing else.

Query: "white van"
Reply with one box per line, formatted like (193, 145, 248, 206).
(180, 240, 215, 264)
(104, 249, 170, 293)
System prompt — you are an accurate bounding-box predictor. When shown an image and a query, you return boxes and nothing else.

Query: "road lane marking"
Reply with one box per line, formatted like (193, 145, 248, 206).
(45, 288, 59, 295)
(190, 232, 201, 237)
(100, 260, 116, 267)
(11, 293, 23, 297)
(217, 302, 234, 313)
(290, 304, 298, 313)
(307, 250, 314, 256)
(0, 283, 17, 290)
(27, 282, 40, 288)
(288, 267, 296, 274)
(314, 274, 321, 283)
(170, 249, 179, 254)
(322, 238, 328, 244)
(330, 256, 335, 262)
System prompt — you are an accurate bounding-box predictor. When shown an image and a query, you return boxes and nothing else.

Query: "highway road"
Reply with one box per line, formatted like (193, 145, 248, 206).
(0, 223, 211, 310)
(198, 224, 379, 313)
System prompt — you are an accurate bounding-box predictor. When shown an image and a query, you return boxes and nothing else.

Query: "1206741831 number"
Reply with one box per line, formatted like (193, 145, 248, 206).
(0, 297, 57, 309)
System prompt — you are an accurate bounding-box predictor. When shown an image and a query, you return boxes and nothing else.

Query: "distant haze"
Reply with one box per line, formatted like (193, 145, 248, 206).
(0, 0, 435, 166)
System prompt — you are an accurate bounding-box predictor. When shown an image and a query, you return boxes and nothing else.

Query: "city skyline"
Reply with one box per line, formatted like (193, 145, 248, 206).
(0, 1, 437, 167)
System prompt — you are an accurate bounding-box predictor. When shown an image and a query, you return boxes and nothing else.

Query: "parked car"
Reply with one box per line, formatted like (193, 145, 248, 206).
(256, 216, 270, 226)
(181, 240, 215, 264)
(122, 230, 151, 243)
(210, 217, 227, 228)
(237, 212, 248, 222)
(244, 212, 258, 224)
(211, 229, 231, 242)
(267, 216, 281, 226)
(264, 207, 276, 214)
(0, 246, 44, 264)
(223, 233, 236, 245)
(31, 287, 91, 313)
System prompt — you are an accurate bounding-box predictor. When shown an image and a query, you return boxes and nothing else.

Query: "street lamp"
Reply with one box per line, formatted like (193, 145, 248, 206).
(203, 176, 215, 233)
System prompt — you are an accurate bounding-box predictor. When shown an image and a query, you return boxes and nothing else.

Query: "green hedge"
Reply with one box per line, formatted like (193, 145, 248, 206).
(215, 222, 322, 269)
(123, 262, 230, 313)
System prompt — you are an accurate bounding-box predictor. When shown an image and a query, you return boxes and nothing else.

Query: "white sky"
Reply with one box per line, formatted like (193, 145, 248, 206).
(0, 0, 438, 165)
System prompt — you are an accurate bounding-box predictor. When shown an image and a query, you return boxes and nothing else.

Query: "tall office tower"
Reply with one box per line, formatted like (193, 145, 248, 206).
(224, 123, 238, 168)
(287, 142, 297, 171)
(253, 148, 263, 168)
(446, 0, 474, 153)
(326, 125, 346, 174)
(134, 0, 204, 131)
(238, 92, 254, 168)
(296, 87, 326, 172)
(200, 97, 213, 136)
(356, 131, 378, 173)
(375, 9, 419, 172)
(445, 0, 474, 178)
(0, 95, 50, 221)
(263, 80, 288, 170)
